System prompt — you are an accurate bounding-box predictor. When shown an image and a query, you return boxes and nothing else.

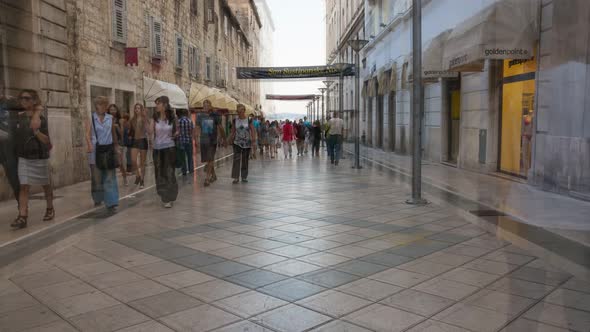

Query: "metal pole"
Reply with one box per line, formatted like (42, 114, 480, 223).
(407, 0, 427, 205)
(353, 51, 361, 169)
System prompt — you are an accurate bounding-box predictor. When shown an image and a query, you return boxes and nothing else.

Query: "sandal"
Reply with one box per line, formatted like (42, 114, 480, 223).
(43, 208, 55, 221)
(10, 216, 28, 229)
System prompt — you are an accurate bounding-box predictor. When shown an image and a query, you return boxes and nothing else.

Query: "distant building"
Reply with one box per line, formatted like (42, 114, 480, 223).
(254, 0, 276, 118)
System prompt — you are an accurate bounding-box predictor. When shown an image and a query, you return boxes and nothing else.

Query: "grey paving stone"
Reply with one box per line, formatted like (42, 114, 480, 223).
(148, 246, 202, 260)
(115, 236, 175, 252)
(225, 269, 289, 289)
(270, 233, 315, 244)
(259, 278, 327, 302)
(197, 261, 255, 278)
(298, 269, 362, 288)
(333, 260, 390, 277)
(147, 229, 190, 239)
(129, 290, 203, 318)
(358, 252, 414, 267)
(178, 225, 219, 234)
(386, 240, 452, 258)
(427, 232, 472, 244)
(369, 224, 407, 233)
(172, 252, 226, 269)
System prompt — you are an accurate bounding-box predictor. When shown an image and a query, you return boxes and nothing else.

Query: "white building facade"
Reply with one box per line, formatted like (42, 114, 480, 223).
(327, 0, 590, 199)
(254, 0, 276, 117)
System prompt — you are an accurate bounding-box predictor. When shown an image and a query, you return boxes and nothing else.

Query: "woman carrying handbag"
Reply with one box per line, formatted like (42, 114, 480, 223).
(86, 96, 119, 212)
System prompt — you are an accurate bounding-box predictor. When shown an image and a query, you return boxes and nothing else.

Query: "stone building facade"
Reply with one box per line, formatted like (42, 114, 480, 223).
(0, 0, 262, 200)
(326, 0, 590, 200)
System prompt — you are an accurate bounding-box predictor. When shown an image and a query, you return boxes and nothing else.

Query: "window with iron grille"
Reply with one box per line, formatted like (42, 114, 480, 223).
(112, 0, 127, 43)
(175, 34, 183, 69)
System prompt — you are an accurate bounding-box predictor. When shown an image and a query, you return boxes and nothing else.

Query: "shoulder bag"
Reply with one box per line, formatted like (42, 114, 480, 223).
(92, 115, 119, 170)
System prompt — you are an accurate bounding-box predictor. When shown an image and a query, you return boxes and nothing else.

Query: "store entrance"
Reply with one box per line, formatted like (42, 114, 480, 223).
(376, 92, 384, 149)
(500, 58, 536, 178)
(447, 79, 461, 164)
(388, 91, 396, 151)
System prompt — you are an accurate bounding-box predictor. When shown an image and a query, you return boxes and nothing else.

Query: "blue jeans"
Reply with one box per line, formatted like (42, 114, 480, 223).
(329, 135, 342, 163)
(90, 165, 119, 208)
(179, 142, 194, 174)
(326, 135, 334, 158)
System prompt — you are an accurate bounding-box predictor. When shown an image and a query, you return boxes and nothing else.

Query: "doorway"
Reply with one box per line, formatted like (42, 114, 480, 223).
(499, 58, 536, 178)
(447, 79, 461, 164)
(388, 91, 396, 151)
(367, 95, 373, 146)
(376, 88, 384, 149)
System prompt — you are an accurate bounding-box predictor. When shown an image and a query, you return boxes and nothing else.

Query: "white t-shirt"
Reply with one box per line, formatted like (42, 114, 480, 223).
(328, 117, 344, 135)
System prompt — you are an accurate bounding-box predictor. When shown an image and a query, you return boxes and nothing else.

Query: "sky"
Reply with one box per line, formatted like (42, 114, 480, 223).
(266, 0, 326, 116)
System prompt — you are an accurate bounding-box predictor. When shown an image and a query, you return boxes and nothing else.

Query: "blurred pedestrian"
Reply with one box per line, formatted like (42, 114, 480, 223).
(269, 120, 279, 159)
(328, 112, 344, 165)
(129, 103, 149, 189)
(86, 96, 119, 213)
(282, 119, 294, 159)
(259, 119, 270, 158)
(108, 104, 129, 186)
(230, 104, 255, 184)
(152, 96, 178, 208)
(251, 116, 260, 160)
(196, 99, 226, 187)
(0, 86, 20, 203)
(303, 116, 311, 154)
(311, 120, 321, 157)
(11, 90, 53, 229)
(177, 109, 195, 176)
(294, 119, 305, 156)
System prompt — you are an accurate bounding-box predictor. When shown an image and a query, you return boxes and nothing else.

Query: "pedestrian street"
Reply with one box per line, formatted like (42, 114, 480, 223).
(1, 154, 588, 332)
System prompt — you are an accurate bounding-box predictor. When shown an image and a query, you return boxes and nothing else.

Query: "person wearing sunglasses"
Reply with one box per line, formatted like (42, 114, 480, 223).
(230, 104, 255, 184)
(11, 90, 53, 229)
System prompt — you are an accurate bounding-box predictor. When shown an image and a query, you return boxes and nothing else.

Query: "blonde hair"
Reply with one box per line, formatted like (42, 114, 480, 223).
(94, 96, 109, 108)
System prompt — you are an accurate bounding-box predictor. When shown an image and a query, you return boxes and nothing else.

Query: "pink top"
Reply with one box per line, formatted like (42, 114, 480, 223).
(282, 123, 294, 141)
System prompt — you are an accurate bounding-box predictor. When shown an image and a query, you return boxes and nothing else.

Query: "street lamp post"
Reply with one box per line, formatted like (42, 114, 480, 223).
(407, 0, 427, 205)
(348, 39, 369, 170)
(322, 81, 334, 148)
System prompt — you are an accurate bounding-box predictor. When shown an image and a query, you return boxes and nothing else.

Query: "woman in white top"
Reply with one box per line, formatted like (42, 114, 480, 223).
(152, 96, 179, 208)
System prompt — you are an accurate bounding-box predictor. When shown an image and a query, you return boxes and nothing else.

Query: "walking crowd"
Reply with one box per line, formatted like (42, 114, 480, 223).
(1, 89, 345, 229)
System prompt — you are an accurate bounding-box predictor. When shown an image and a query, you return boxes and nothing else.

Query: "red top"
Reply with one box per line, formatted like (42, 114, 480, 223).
(282, 123, 294, 141)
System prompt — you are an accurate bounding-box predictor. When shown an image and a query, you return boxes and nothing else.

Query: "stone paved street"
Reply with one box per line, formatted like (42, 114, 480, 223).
(1, 154, 589, 332)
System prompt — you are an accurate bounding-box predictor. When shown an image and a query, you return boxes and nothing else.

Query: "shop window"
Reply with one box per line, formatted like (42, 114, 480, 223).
(190, 0, 198, 16)
(206, 56, 211, 81)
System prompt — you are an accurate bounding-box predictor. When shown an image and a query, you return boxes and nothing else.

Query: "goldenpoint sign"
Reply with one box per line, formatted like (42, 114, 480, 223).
(237, 65, 355, 79)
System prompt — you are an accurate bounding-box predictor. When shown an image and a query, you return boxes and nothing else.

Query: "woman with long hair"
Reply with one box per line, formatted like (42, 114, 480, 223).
(230, 104, 255, 183)
(11, 90, 53, 228)
(152, 96, 178, 208)
(86, 96, 119, 212)
(129, 103, 149, 188)
(108, 104, 129, 186)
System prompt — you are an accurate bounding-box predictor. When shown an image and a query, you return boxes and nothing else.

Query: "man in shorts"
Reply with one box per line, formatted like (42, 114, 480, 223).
(196, 99, 226, 186)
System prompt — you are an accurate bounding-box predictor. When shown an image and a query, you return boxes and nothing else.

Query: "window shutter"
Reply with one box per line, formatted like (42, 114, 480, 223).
(190, 0, 198, 15)
(176, 34, 183, 68)
(112, 0, 127, 43)
(195, 48, 200, 77)
(151, 18, 163, 58)
(188, 46, 194, 75)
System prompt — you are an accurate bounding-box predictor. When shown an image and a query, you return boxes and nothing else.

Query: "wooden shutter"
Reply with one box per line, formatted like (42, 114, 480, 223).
(151, 18, 163, 58)
(112, 0, 127, 43)
(176, 34, 183, 68)
(188, 46, 194, 75)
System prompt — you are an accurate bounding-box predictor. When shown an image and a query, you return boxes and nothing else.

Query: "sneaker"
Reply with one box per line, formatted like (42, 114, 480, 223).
(164, 202, 173, 208)
(107, 206, 118, 214)
(242, 179, 248, 183)
(139, 180, 144, 189)
(123, 177, 129, 186)
(335, 161, 339, 166)
(331, 160, 335, 164)
(232, 179, 239, 184)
